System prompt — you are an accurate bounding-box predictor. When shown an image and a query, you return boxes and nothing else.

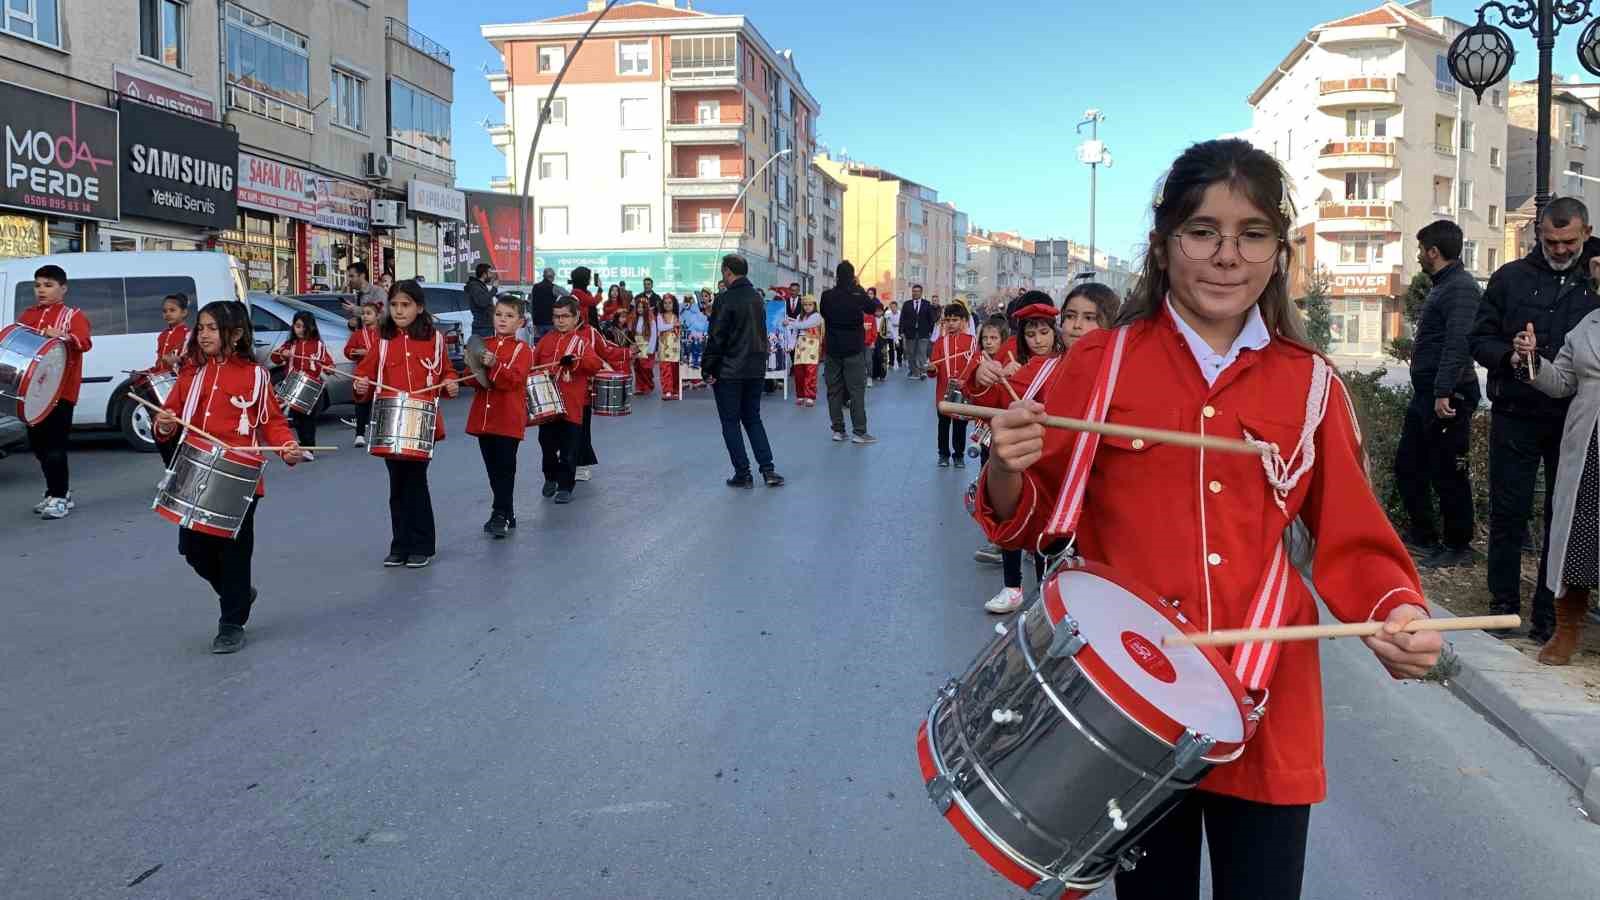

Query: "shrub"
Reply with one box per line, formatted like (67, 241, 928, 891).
(1386, 337, 1414, 364)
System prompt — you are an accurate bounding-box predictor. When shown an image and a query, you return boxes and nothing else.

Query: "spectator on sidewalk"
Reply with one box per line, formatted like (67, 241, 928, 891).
(1395, 220, 1482, 570)
(899, 285, 938, 379)
(464, 263, 498, 387)
(1469, 195, 1600, 643)
(821, 260, 882, 443)
(528, 267, 565, 343)
(702, 255, 784, 488)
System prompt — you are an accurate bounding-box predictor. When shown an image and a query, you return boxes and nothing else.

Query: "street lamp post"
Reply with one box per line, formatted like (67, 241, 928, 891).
(716, 147, 794, 262)
(1075, 110, 1111, 279)
(1447, 1, 1600, 219)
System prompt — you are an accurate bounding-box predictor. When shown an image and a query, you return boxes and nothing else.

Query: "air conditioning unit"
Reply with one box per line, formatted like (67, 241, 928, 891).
(365, 152, 393, 180)
(370, 199, 404, 228)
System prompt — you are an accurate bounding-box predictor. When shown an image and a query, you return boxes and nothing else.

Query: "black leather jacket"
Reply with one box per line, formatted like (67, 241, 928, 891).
(701, 277, 768, 379)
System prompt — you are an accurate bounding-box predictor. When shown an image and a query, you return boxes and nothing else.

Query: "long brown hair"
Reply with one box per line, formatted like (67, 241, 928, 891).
(1119, 138, 1309, 345)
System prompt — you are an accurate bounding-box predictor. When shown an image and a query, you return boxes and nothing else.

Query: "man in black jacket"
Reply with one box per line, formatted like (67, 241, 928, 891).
(528, 267, 563, 342)
(821, 261, 883, 443)
(1469, 196, 1600, 642)
(899, 285, 938, 379)
(703, 255, 784, 488)
(1395, 220, 1482, 570)
(638, 276, 661, 314)
(464, 263, 498, 387)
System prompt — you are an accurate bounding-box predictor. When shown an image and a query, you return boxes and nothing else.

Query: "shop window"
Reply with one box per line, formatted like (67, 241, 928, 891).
(127, 276, 198, 333)
(15, 278, 127, 336)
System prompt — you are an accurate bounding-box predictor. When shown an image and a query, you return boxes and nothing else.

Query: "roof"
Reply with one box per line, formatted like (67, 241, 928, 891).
(542, 2, 705, 24)
(1247, 2, 1449, 107)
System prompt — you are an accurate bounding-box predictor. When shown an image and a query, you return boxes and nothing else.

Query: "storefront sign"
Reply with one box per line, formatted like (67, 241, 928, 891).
(312, 178, 370, 233)
(237, 152, 369, 232)
(1328, 272, 1399, 296)
(120, 103, 237, 230)
(532, 249, 721, 297)
(0, 81, 119, 222)
(113, 69, 214, 120)
(407, 180, 465, 221)
(0, 214, 45, 258)
(447, 190, 526, 283)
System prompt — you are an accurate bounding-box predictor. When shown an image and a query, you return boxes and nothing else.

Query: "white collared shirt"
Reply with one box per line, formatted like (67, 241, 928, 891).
(1166, 295, 1271, 387)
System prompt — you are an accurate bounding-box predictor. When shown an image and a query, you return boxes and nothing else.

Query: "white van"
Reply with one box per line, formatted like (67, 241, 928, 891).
(0, 251, 249, 448)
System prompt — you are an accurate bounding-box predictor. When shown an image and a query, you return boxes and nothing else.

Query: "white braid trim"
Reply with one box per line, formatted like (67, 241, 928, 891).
(1242, 355, 1333, 514)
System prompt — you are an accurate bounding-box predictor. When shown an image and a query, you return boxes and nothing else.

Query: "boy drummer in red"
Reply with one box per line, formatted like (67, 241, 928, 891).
(21, 264, 92, 520)
(532, 297, 603, 504)
(929, 303, 975, 468)
(467, 297, 533, 537)
(976, 140, 1440, 899)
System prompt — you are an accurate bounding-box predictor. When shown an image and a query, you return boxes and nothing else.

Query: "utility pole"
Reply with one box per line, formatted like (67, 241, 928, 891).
(1076, 110, 1110, 278)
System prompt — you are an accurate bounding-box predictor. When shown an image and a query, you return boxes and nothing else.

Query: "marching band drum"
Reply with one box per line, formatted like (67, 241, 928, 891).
(591, 371, 632, 417)
(275, 369, 325, 416)
(525, 371, 565, 425)
(0, 323, 68, 426)
(366, 394, 438, 460)
(153, 434, 265, 540)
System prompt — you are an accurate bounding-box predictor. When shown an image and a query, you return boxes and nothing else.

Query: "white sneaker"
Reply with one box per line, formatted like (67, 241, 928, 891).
(985, 587, 1025, 614)
(341, 417, 358, 428)
(353, 435, 367, 448)
(575, 466, 593, 482)
(301, 451, 316, 462)
(33, 492, 72, 515)
(39, 497, 71, 520)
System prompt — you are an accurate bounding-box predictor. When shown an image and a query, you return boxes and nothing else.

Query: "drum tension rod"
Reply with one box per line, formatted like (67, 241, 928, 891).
(1047, 617, 1086, 659)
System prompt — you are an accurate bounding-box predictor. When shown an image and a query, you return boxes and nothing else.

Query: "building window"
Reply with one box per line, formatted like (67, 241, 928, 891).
(620, 151, 647, 179)
(1463, 240, 1479, 271)
(622, 205, 651, 234)
(539, 153, 567, 180)
(539, 207, 568, 236)
(669, 34, 737, 79)
(1344, 172, 1384, 201)
(1570, 109, 1587, 147)
(539, 97, 566, 126)
(1339, 236, 1385, 264)
(538, 44, 564, 73)
(330, 68, 365, 131)
(2, 0, 59, 46)
(1489, 204, 1500, 227)
(224, 3, 312, 130)
(1487, 247, 1499, 270)
(140, 0, 186, 69)
(388, 78, 453, 174)
(698, 209, 722, 233)
(1491, 88, 1503, 108)
(1462, 120, 1475, 151)
(620, 98, 649, 130)
(618, 40, 652, 75)
(1345, 109, 1387, 138)
(1490, 147, 1503, 168)
(1434, 54, 1457, 94)
(1459, 178, 1474, 209)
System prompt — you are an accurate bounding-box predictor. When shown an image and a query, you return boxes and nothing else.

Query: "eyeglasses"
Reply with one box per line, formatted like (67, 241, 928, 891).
(1173, 225, 1282, 264)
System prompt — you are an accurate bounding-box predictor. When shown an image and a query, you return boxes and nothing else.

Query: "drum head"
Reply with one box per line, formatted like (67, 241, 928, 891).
(22, 340, 67, 425)
(1050, 567, 1247, 745)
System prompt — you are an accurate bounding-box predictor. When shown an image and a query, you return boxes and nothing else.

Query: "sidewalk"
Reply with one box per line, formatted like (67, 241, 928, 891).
(1435, 605, 1600, 817)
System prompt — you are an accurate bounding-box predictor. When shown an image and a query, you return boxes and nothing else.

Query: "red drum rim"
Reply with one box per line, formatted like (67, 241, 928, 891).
(180, 432, 266, 465)
(1, 324, 66, 426)
(527, 411, 562, 425)
(368, 445, 435, 460)
(1041, 560, 1256, 760)
(916, 721, 1049, 894)
(593, 371, 630, 381)
(155, 505, 241, 539)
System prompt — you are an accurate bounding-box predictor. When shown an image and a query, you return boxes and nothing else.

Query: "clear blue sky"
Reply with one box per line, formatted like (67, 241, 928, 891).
(411, 0, 1578, 264)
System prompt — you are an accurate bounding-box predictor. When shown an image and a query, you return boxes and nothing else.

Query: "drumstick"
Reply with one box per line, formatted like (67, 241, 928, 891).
(1162, 615, 1521, 648)
(939, 402, 1260, 455)
(237, 445, 340, 453)
(126, 394, 324, 455)
(408, 373, 479, 397)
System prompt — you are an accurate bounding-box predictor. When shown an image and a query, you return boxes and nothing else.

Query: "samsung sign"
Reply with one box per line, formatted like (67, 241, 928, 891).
(120, 102, 238, 229)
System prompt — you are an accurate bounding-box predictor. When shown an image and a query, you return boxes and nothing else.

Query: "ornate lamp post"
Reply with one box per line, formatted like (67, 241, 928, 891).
(1447, 1, 1600, 217)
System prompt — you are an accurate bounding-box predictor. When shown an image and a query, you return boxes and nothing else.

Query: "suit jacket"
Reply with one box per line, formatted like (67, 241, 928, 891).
(900, 298, 939, 340)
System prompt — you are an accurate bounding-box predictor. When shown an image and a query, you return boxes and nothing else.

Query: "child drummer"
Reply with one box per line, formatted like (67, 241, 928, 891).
(343, 300, 381, 448)
(532, 296, 603, 504)
(466, 297, 533, 537)
(929, 303, 975, 468)
(21, 264, 92, 521)
(153, 300, 304, 653)
(977, 138, 1439, 899)
(148, 292, 192, 468)
(270, 311, 335, 458)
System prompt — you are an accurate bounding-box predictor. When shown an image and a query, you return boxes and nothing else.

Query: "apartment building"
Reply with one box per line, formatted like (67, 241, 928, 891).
(0, 0, 461, 291)
(813, 155, 956, 301)
(1245, 1, 1506, 357)
(952, 208, 975, 306)
(1031, 238, 1136, 300)
(966, 230, 1035, 301)
(481, 0, 821, 295)
(809, 161, 845, 294)
(1506, 79, 1600, 254)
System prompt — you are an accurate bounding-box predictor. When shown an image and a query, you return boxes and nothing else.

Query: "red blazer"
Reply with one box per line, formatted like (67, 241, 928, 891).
(533, 329, 603, 425)
(153, 323, 189, 373)
(958, 344, 1018, 394)
(18, 303, 92, 403)
(929, 332, 975, 409)
(466, 335, 533, 440)
(353, 330, 452, 440)
(577, 323, 630, 371)
(965, 350, 1056, 409)
(270, 337, 334, 378)
(344, 326, 377, 362)
(573, 288, 601, 324)
(155, 356, 298, 495)
(863, 312, 880, 348)
(971, 308, 1424, 806)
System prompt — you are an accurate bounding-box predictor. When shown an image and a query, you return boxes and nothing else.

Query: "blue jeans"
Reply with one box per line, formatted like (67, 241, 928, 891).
(712, 377, 775, 476)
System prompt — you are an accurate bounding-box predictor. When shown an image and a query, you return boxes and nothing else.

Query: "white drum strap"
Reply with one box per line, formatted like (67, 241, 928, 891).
(1020, 354, 1060, 404)
(1042, 327, 1129, 539)
(179, 361, 208, 433)
(375, 335, 390, 396)
(421, 332, 444, 386)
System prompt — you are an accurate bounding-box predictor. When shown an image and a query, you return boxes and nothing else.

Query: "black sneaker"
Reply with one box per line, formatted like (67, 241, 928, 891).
(554, 490, 573, 504)
(727, 473, 755, 489)
(383, 553, 406, 567)
(506, 516, 518, 530)
(405, 554, 433, 568)
(211, 625, 246, 654)
(1400, 531, 1438, 558)
(486, 514, 510, 539)
(953, 456, 967, 469)
(938, 457, 951, 468)
(1486, 599, 1523, 639)
(1419, 545, 1476, 569)
(762, 470, 785, 487)
(541, 481, 558, 498)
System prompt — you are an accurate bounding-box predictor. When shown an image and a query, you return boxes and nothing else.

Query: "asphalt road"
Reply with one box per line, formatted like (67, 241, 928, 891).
(1, 375, 1597, 899)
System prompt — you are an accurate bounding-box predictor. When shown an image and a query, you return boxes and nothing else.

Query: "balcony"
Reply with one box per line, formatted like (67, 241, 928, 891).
(666, 175, 742, 199)
(1316, 139, 1398, 172)
(386, 18, 450, 67)
(1317, 76, 1399, 110)
(667, 65, 739, 88)
(386, 18, 453, 103)
(668, 222, 739, 250)
(488, 176, 513, 194)
(486, 122, 512, 152)
(1435, 143, 1457, 158)
(388, 137, 456, 179)
(486, 71, 509, 102)
(665, 118, 745, 145)
(1317, 201, 1399, 233)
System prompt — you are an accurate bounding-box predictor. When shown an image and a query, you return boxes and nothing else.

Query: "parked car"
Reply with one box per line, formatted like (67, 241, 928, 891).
(250, 291, 356, 407)
(0, 251, 249, 450)
(0, 414, 25, 459)
(295, 286, 469, 367)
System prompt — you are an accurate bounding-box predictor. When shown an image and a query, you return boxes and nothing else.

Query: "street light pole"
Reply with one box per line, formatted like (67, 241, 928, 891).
(716, 147, 794, 262)
(1076, 110, 1110, 278)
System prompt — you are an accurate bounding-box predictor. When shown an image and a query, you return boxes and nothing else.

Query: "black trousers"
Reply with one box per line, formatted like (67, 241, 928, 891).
(288, 410, 316, 448)
(1114, 791, 1310, 900)
(712, 377, 776, 475)
(937, 413, 969, 460)
(539, 419, 582, 491)
(354, 399, 372, 437)
(178, 498, 258, 627)
(27, 399, 73, 497)
(1001, 549, 1046, 590)
(1487, 412, 1560, 628)
(1393, 398, 1474, 549)
(477, 434, 519, 517)
(384, 459, 435, 556)
(577, 405, 598, 467)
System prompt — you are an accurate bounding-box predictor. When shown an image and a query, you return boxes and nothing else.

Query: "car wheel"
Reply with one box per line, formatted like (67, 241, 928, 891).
(118, 390, 159, 453)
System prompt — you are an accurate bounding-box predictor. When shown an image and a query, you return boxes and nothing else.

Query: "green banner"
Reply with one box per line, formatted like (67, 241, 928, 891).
(533, 249, 721, 297)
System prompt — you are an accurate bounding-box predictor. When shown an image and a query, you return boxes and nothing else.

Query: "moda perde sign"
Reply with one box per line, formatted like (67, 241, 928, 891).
(0, 80, 120, 222)
(120, 102, 238, 230)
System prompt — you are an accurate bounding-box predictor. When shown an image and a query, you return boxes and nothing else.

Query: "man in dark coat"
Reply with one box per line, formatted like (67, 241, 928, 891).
(899, 285, 939, 379)
(821, 261, 883, 442)
(703, 255, 784, 488)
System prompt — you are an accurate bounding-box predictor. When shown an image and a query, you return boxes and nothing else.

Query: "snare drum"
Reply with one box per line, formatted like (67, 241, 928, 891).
(526, 371, 565, 425)
(141, 370, 178, 405)
(275, 369, 325, 415)
(917, 560, 1258, 898)
(966, 423, 992, 460)
(591, 371, 632, 417)
(367, 394, 438, 460)
(0, 323, 68, 426)
(153, 434, 264, 539)
(944, 378, 968, 407)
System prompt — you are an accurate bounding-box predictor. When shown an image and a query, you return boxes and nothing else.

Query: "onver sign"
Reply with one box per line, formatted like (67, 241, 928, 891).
(0, 81, 119, 222)
(120, 102, 238, 230)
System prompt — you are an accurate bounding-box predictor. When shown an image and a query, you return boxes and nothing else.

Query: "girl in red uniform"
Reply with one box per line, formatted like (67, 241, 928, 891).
(965, 315, 1015, 566)
(153, 301, 304, 653)
(343, 301, 381, 447)
(467, 297, 533, 538)
(354, 281, 460, 569)
(786, 294, 824, 407)
(630, 294, 657, 395)
(978, 139, 1440, 898)
(929, 304, 976, 467)
(656, 294, 684, 401)
(269, 311, 335, 455)
(532, 296, 604, 504)
(573, 292, 630, 482)
(153, 293, 190, 374)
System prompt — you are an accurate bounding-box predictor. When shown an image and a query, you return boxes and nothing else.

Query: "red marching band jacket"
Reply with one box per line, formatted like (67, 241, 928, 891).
(532, 329, 603, 425)
(970, 308, 1425, 806)
(155, 357, 299, 496)
(270, 337, 334, 378)
(19, 303, 92, 403)
(929, 332, 975, 409)
(343, 326, 377, 362)
(353, 330, 453, 440)
(958, 342, 1019, 403)
(466, 335, 533, 440)
(153, 323, 190, 373)
(964, 350, 1054, 410)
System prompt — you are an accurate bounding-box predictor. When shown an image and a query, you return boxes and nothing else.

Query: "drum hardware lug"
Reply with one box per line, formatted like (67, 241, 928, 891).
(990, 708, 1023, 727)
(926, 775, 955, 814)
(1246, 688, 1270, 723)
(1027, 877, 1067, 898)
(1047, 620, 1085, 659)
(1119, 847, 1147, 872)
(938, 678, 960, 701)
(1173, 731, 1216, 770)
(1106, 798, 1129, 832)
(993, 621, 1008, 637)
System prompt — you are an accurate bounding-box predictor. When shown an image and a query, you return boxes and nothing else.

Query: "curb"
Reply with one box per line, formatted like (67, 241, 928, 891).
(1434, 606, 1600, 816)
